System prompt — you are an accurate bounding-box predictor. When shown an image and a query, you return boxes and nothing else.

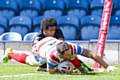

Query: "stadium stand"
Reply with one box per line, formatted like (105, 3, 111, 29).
(0, 32, 22, 41)
(0, 16, 8, 35)
(57, 15, 79, 40)
(18, 0, 41, 19)
(80, 15, 101, 40)
(107, 15, 120, 40)
(90, 0, 104, 17)
(0, 0, 18, 20)
(42, 0, 65, 15)
(9, 16, 32, 37)
(65, 0, 89, 19)
(0, 0, 120, 41)
(33, 16, 43, 32)
(23, 32, 38, 42)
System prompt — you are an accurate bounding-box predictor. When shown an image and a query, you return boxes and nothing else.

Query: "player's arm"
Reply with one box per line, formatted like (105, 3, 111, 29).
(32, 33, 43, 45)
(48, 64, 72, 74)
(46, 57, 60, 74)
(47, 62, 60, 74)
(47, 60, 69, 74)
(75, 44, 108, 69)
(55, 28, 64, 40)
(48, 67, 58, 74)
(82, 49, 118, 72)
(81, 49, 108, 69)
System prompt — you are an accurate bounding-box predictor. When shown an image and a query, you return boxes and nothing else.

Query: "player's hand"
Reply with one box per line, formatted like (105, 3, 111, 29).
(106, 66, 118, 72)
(93, 68, 105, 72)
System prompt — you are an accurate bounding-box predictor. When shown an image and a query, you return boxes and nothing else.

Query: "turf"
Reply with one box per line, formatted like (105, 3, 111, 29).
(0, 64, 120, 80)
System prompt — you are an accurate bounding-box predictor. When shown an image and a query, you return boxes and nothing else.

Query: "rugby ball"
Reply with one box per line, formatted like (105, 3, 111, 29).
(57, 61, 75, 73)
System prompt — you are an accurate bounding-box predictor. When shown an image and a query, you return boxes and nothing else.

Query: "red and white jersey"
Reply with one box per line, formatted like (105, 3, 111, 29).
(32, 37, 84, 68)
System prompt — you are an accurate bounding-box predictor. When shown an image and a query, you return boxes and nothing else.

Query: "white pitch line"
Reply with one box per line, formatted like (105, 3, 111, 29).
(0, 73, 38, 78)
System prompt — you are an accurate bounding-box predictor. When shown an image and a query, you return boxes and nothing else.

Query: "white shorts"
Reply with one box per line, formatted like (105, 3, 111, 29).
(25, 55, 46, 66)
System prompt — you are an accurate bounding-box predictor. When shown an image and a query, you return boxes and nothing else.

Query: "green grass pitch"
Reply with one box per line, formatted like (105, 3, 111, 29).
(0, 64, 120, 80)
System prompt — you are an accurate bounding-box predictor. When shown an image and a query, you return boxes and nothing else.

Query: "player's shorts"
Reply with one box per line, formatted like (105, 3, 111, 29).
(25, 55, 46, 66)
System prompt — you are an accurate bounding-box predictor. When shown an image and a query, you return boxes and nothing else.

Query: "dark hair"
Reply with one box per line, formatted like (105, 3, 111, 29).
(56, 42, 69, 55)
(41, 17, 57, 31)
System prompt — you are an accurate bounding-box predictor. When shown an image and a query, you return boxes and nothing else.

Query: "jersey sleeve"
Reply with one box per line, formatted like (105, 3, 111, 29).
(69, 42, 84, 55)
(46, 52, 60, 68)
(33, 32, 45, 45)
(75, 44, 84, 55)
(47, 59, 58, 68)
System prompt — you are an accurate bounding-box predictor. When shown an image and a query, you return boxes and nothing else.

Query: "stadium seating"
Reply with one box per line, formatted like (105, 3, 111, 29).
(65, 0, 89, 19)
(9, 16, 32, 37)
(42, 0, 65, 15)
(0, 0, 18, 20)
(33, 16, 43, 32)
(23, 32, 38, 42)
(0, 0, 120, 41)
(80, 15, 101, 40)
(18, 0, 41, 19)
(107, 15, 120, 40)
(113, 0, 120, 15)
(90, 0, 104, 17)
(44, 10, 62, 19)
(0, 32, 22, 41)
(115, 11, 120, 16)
(57, 15, 79, 40)
(0, 16, 8, 35)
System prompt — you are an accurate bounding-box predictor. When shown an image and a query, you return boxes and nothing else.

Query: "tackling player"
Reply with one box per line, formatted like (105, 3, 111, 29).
(33, 17, 64, 44)
(33, 17, 64, 70)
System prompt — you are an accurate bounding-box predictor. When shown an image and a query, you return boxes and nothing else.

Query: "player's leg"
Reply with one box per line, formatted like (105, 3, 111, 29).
(2, 48, 13, 63)
(25, 52, 46, 67)
(2, 48, 44, 66)
(2, 48, 28, 64)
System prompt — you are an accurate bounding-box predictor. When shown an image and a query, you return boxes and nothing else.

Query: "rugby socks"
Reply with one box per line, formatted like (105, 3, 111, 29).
(8, 52, 28, 64)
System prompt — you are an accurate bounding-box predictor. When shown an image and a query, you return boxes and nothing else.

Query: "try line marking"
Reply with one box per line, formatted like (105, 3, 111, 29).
(0, 73, 40, 78)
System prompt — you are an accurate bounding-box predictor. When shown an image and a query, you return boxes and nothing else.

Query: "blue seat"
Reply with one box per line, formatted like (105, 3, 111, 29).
(42, 0, 65, 13)
(107, 15, 120, 40)
(23, 32, 38, 41)
(0, 16, 8, 35)
(57, 15, 79, 40)
(44, 10, 62, 19)
(9, 16, 32, 37)
(90, 0, 104, 16)
(113, 0, 120, 15)
(33, 16, 43, 32)
(39, 0, 44, 3)
(0, 32, 22, 41)
(65, 0, 89, 19)
(0, 0, 18, 20)
(115, 10, 120, 15)
(18, 0, 41, 19)
(80, 15, 101, 40)
(113, 0, 120, 9)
